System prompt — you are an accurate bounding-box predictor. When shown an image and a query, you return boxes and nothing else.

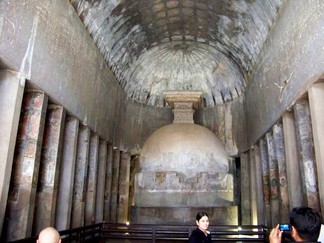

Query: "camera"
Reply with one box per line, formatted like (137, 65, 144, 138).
(279, 224, 291, 231)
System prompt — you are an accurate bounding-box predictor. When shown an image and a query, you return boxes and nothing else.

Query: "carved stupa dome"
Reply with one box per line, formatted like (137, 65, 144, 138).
(139, 123, 229, 177)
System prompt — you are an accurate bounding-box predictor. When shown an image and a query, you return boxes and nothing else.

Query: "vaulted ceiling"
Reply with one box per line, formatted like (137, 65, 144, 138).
(70, 0, 285, 107)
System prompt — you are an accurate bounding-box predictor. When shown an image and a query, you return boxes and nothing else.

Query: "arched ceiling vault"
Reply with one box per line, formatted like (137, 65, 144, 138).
(70, 0, 286, 108)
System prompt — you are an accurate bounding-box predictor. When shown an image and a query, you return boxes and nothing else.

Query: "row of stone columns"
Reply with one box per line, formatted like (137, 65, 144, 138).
(0, 71, 131, 241)
(241, 83, 324, 227)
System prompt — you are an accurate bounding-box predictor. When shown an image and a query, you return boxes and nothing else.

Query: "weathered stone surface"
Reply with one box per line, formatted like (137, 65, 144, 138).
(240, 153, 251, 225)
(0, 71, 24, 236)
(308, 83, 324, 216)
(133, 91, 235, 224)
(246, 1, 324, 147)
(55, 117, 79, 230)
(196, 97, 245, 155)
(71, 125, 90, 228)
(249, 148, 257, 225)
(33, 105, 65, 234)
(110, 148, 120, 223)
(5, 91, 47, 241)
(71, 0, 284, 107)
(272, 124, 290, 222)
(164, 91, 203, 123)
(95, 140, 108, 223)
(130, 206, 238, 225)
(282, 112, 303, 209)
(2, 0, 324, 235)
(103, 144, 113, 222)
(253, 145, 265, 225)
(266, 132, 280, 227)
(294, 100, 320, 211)
(85, 134, 99, 225)
(259, 138, 271, 227)
(135, 172, 233, 207)
(117, 152, 130, 223)
(0, 0, 173, 154)
(140, 123, 229, 176)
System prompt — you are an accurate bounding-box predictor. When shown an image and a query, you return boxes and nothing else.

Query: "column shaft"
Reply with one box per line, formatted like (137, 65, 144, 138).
(273, 124, 290, 222)
(249, 148, 258, 225)
(104, 144, 113, 222)
(266, 132, 280, 227)
(117, 152, 130, 223)
(33, 105, 65, 234)
(254, 145, 265, 225)
(129, 155, 139, 207)
(282, 112, 303, 208)
(55, 117, 79, 230)
(294, 100, 320, 211)
(95, 140, 108, 223)
(0, 71, 24, 234)
(5, 91, 48, 241)
(110, 148, 120, 222)
(240, 153, 251, 225)
(259, 138, 271, 227)
(308, 83, 324, 214)
(85, 134, 99, 225)
(71, 125, 90, 228)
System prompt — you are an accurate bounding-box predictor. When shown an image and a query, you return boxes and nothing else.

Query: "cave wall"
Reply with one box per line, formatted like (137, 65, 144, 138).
(0, 0, 172, 152)
(244, 0, 324, 147)
(2, 0, 324, 156)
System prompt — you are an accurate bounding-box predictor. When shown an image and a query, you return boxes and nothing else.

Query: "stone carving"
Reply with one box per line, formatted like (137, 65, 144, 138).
(133, 91, 235, 223)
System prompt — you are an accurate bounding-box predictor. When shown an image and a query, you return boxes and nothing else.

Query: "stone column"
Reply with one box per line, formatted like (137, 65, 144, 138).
(95, 139, 108, 223)
(308, 83, 324, 215)
(110, 148, 120, 223)
(33, 105, 66, 234)
(240, 152, 251, 225)
(55, 117, 79, 231)
(259, 138, 271, 227)
(233, 157, 241, 218)
(71, 125, 90, 228)
(0, 71, 24, 235)
(85, 134, 99, 225)
(5, 91, 48, 241)
(273, 124, 290, 222)
(282, 111, 303, 209)
(117, 152, 131, 223)
(294, 100, 320, 211)
(249, 148, 258, 225)
(129, 155, 139, 207)
(254, 144, 265, 225)
(104, 144, 113, 222)
(266, 132, 280, 227)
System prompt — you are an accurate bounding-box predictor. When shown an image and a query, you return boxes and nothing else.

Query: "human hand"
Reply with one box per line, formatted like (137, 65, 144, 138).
(269, 224, 283, 243)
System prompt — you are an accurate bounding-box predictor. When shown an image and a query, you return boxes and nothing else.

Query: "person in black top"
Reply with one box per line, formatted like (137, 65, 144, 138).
(269, 206, 322, 243)
(189, 211, 212, 243)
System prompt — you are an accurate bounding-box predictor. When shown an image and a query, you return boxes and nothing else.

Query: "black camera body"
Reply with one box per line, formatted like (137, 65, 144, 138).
(279, 224, 291, 231)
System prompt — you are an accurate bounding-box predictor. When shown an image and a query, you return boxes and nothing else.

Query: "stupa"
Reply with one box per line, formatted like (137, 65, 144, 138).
(130, 91, 237, 224)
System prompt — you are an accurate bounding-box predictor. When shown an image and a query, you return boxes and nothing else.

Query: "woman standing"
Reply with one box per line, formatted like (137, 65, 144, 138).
(189, 212, 212, 243)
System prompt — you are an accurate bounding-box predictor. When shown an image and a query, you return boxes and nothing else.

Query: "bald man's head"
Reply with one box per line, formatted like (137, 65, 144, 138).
(37, 227, 61, 243)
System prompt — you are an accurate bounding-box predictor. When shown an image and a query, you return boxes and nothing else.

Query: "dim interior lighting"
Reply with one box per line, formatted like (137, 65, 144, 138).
(126, 221, 130, 225)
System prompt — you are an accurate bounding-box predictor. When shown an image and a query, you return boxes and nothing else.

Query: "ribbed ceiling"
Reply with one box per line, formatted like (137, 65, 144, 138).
(70, 0, 285, 107)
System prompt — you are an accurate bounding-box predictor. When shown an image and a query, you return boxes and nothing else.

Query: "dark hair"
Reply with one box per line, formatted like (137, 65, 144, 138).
(196, 212, 209, 221)
(289, 206, 322, 241)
